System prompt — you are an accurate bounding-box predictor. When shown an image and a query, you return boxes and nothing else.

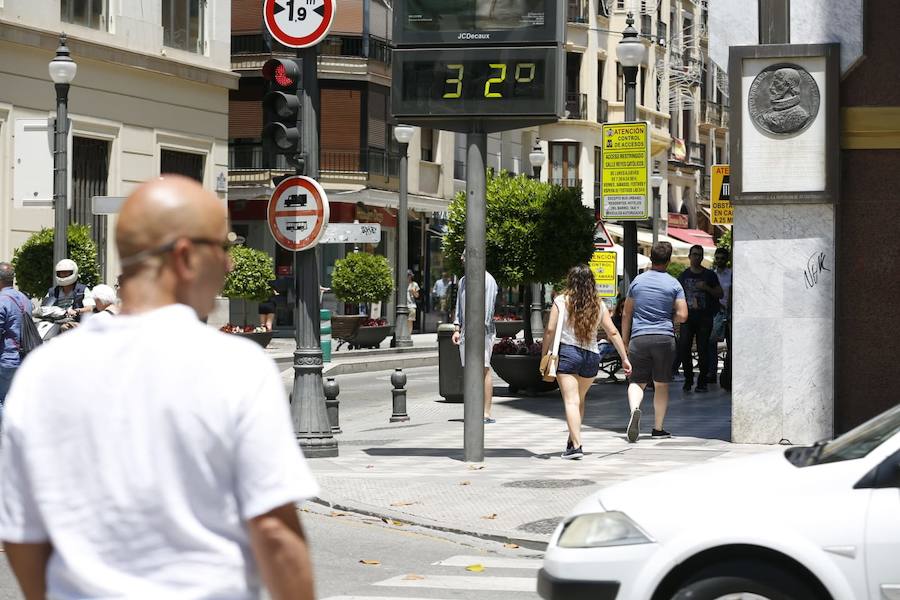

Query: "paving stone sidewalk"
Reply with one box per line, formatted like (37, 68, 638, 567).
(285, 366, 776, 548)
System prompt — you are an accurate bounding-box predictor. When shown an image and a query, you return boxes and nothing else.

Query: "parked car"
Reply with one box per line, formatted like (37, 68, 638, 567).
(538, 403, 900, 600)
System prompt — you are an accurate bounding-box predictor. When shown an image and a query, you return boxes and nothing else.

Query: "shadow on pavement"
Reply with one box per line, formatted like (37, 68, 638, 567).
(363, 447, 541, 460)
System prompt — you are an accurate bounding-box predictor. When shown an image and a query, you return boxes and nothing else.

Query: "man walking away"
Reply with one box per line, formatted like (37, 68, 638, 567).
(622, 242, 688, 442)
(677, 245, 723, 393)
(0, 262, 30, 428)
(707, 247, 732, 384)
(0, 176, 318, 599)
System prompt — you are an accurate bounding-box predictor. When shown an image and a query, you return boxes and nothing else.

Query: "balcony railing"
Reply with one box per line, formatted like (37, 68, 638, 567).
(641, 14, 652, 36)
(567, 0, 588, 23)
(231, 33, 391, 64)
(700, 100, 721, 127)
(229, 144, 399, 179)
(552, 177, 580, 188)
(598, 98, 609, 123)
(688, 142, 706, 168)
(565, 92, 588, 120)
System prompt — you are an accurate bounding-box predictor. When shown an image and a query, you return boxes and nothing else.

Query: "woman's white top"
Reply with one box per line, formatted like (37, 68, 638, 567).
(555, 294, 602, 354)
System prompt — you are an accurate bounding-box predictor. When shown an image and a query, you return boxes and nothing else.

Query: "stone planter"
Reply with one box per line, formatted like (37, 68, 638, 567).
(232, 331, 274, 349)
(490, 353, 558, 395)
(350, 325, 392, 349)
(493, 319, 524, 338)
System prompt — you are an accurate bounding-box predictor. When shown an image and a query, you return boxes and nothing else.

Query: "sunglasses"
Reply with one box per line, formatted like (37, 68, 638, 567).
(120, 232, 238, 268)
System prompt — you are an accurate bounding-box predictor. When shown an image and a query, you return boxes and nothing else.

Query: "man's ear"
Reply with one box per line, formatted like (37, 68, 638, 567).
(170, 239, 195, 279)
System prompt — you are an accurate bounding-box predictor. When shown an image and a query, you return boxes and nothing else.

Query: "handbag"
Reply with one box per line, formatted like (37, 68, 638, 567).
(1, 291, 42, 358)
(539, 297, 567, 382)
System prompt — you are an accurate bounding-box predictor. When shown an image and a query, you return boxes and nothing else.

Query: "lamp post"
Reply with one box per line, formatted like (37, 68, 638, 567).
(527, 138, 546, 339)
(49, 34, 77, 266)
(393, 124, 415, 348)
(616, 13, 647, 291)
(650, 167, 664, 245)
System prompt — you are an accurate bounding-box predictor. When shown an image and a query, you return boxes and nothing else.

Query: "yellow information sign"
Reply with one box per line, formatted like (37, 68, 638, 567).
(589, 251, 618, 298)
(601, 122, 649, 220)
(711, 164, 733, 225)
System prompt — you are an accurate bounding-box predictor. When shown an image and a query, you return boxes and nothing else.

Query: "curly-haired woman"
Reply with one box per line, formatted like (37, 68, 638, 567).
(542, 264, 632, 459)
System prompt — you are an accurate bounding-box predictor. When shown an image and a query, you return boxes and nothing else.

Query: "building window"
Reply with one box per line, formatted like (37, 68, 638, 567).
(61, 0, 109, 30)
(421, 129, 434, 162)
(70, 137, 110, 276)
(550, 142, 579, 188)
(163, 0, 206, 53)
(161, 149, 205, 183)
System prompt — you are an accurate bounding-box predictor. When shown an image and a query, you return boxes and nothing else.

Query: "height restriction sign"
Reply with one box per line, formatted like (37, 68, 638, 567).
(263, 0, 336, 48)
(268, 176, 330, 251)
(711, 164, 733, 225)
(601, 122, 649, 220)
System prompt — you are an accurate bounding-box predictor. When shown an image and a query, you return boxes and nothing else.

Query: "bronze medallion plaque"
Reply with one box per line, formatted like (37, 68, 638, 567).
(748, 63, 820, 136)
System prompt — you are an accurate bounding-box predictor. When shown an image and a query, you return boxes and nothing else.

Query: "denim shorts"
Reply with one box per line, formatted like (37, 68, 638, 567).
(557, 343, 600, 379)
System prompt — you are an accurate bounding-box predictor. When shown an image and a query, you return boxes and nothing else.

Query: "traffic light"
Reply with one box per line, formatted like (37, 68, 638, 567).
(262, 58, 302, 164)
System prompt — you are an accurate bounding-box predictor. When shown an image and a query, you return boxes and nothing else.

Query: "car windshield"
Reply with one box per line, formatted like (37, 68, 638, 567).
(816, 404, 900, 464)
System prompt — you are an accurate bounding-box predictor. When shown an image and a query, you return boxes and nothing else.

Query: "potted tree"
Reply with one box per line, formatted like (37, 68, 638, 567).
(444, 172, 594, 394)
(331, 251, 395, 349)
(13, 225, 101, 298)
(221, 245, 275, 348)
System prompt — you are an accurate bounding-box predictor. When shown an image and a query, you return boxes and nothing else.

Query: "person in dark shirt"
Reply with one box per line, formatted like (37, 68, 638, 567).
(677, 245, 723, 393)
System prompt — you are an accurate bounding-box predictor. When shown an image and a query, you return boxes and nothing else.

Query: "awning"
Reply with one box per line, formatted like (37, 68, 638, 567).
(329, 188, 450, 214)
(666, 228, 717, 247)
(604, 224, 716, 262)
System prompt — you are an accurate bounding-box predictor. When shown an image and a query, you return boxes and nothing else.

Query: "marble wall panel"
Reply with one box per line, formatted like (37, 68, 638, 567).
(782, 318, 834, 444)
(733, 316, 784, 444)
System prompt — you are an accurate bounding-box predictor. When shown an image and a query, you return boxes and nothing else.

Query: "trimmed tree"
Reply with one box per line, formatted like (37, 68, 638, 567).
(443, 172, 594, 344)
(222, 245, 275, 326)
(12, 225, 101, 298)
(331, 251, 394, 314)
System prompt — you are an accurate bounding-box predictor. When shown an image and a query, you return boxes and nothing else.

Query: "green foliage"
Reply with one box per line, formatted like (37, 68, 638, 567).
(717, 229, 733, 265)
(443, 172, 594, 287)
(12, 225, 100, 298)
(331, 251, 394, 304)
(223, 245, 274, 302)
(667, 262, 687, 279)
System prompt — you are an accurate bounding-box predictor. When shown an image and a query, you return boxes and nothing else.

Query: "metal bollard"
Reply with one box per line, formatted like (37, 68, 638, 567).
(390, 368, 410, 423)
(324, 377, 341, 433)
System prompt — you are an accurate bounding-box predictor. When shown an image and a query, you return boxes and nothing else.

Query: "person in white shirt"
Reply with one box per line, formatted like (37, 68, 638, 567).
(0, 176, 318, 600)
(707, 246, 733, 384)
(407, 270, 420, 334)
(432, 271, 452, 315)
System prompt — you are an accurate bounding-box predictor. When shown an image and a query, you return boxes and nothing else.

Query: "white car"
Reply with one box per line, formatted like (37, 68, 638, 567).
(538, 404, 900, 600)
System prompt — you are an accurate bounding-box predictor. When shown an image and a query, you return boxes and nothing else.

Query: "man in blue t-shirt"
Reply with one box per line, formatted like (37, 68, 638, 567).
(622, 242, 688, 442)
(677, 244, 723, 393)
(0, 262, 31, 425)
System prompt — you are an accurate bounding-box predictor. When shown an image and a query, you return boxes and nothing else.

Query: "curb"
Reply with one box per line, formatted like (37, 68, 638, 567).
(309, 496, 550, 551)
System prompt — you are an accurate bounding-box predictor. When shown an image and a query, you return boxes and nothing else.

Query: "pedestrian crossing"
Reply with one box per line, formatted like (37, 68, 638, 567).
(321, 553, 542, 600)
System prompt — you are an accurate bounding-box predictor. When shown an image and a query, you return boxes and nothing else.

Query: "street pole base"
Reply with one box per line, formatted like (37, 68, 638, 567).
(389, 414, 410, 423)
(298, 435, 339, 458)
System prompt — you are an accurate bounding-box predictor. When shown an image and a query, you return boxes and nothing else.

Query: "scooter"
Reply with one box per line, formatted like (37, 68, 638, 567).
(32, 306, 74, 342)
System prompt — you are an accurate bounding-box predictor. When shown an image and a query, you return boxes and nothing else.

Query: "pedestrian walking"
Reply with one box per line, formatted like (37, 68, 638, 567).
(0, 262, 30, 428)
(707, 247, 732, 384)
(407, 270, 420, 334)
(87, 283, 118, 322)
(622, 242, 689, 442)
(0, 176, 318, 599)
(677, 244, 723, 393)
(542, 265, 631, 459)
(452, 251, 499, 423)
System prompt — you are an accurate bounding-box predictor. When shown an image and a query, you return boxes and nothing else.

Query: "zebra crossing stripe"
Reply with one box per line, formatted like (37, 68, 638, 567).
(373, 574, 536, 592)
(433, 555, 543, 569)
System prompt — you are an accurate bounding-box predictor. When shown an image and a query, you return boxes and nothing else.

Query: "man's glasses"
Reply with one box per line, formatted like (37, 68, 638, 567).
(120, 232, 238, 268)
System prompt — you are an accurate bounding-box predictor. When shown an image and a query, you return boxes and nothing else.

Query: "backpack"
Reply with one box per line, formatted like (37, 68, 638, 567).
(1, 291, 42, 358)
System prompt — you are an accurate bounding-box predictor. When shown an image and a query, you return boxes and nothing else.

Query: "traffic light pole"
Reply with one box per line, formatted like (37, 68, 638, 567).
(291, 46, 337, 458)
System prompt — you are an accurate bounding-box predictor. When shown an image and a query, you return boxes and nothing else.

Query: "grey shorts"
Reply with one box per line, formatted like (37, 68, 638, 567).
(629, 335, 676, 384)
(460, 335, 495, 368)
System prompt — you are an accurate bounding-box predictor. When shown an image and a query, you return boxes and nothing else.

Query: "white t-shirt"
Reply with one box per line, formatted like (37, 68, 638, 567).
(555, 295, 602, 354)
(407, 281, 420, 308)
(0, 304, 318, 599)
(715, 267, 733, 310)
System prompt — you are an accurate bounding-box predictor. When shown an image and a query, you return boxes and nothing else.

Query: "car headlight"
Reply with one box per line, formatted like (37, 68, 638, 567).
(557, 511, 653, 548)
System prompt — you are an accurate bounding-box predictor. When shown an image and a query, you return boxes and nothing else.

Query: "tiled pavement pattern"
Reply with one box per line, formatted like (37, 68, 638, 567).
(289, 366, 776, 546)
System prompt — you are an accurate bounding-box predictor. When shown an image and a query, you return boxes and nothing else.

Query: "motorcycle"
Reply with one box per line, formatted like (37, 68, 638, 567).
(32, 305, 75, 342)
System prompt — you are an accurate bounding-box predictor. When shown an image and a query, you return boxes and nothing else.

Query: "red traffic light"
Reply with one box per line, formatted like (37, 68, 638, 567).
(262, 58, 300, 88)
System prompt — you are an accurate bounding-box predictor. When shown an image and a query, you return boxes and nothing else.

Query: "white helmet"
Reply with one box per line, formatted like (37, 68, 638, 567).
(54, 259, 79, 287)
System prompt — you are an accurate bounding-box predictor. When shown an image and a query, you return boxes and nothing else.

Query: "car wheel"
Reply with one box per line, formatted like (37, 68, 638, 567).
(672, 563, 817, 600)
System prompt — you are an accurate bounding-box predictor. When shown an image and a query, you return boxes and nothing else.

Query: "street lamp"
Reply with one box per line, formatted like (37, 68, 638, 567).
(528, 139, 545, 180)
(527, 138, 546, 338)
(650, 167, 664, 244)
(49, 33, 77, 267)
(616, 12, 647, 291)
(393, 124, 415, 348)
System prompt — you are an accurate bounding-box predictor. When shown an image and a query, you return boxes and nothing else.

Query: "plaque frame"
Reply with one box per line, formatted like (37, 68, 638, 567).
(729, 43, 840, 204)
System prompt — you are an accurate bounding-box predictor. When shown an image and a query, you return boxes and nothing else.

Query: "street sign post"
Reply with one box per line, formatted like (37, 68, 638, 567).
(601, 122, 650, 220)
(589, 251, 618, 298)
(593, 219, 614, 248)
(711, 164, 733, 225)
(263, 0, 335, 48)
(319, 222, 381, 245)
(267, 175, 329, 251)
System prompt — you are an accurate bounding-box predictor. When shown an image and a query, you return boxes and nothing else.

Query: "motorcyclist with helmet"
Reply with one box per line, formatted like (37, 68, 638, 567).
(41, 259, 94, 324)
